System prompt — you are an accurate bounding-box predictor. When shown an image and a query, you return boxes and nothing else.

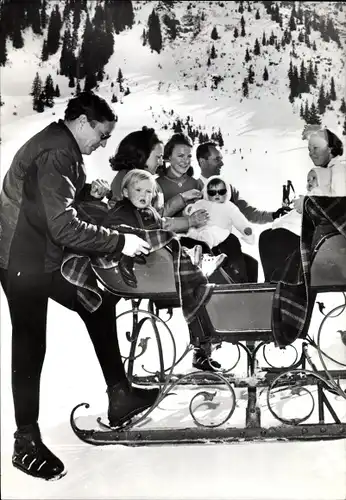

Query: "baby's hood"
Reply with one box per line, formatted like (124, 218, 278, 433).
(308, 167, 332, 195)
(202, 175, 231, 200)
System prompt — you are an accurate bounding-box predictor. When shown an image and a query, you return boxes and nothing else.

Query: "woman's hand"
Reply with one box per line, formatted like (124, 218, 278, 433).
(181, 189, 203, 202)
(90, 179, 111, 199)
(292, 195, 304, 214)
(189, 209, 209, 228)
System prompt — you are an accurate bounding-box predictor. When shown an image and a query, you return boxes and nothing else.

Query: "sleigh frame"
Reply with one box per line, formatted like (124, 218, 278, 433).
(71, 233, 346, 445)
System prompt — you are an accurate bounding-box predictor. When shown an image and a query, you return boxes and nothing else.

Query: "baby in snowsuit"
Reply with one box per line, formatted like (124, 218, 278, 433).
(183, 175, 255, 249)
(272, 167, 332, 236)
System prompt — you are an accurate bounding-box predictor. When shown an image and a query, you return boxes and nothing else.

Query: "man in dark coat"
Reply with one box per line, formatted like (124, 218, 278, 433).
(0, 91, 154, 481)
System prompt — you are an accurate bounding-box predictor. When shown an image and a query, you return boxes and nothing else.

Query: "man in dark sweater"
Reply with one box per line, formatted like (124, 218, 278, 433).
(196, 142, 286, 281)
(0, 92, 155, 481)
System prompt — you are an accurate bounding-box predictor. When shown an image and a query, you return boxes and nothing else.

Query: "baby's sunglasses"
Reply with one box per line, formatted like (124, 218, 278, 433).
(207, 188, 227, 197)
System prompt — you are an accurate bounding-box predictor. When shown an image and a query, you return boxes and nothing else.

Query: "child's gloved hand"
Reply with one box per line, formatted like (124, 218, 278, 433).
(244, 227, 252, 236)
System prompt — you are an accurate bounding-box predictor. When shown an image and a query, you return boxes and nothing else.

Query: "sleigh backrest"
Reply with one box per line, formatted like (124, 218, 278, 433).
(94, 233, 346, 300)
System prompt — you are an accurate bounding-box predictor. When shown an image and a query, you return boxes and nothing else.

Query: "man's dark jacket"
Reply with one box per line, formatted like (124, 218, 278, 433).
(0, 120, 124, 273)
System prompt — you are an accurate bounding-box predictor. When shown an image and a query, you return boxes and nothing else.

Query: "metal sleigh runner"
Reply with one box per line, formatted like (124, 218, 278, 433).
(70, 197, 346, 445)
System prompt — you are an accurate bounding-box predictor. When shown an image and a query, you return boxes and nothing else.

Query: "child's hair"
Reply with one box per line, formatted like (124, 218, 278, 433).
(207, 178, 226, 190)
(121, 169, 157, 197)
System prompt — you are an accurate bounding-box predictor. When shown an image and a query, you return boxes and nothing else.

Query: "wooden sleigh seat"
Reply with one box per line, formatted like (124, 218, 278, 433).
(93, 234, 346, 344)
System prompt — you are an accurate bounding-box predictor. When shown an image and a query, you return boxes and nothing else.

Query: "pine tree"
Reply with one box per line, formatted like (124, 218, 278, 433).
(12, 22, 24, 49)
(298, 30, 304, 43)
(46, 5, 62, 55)
(307, 60, 316, 87)
(211, 26, 219, 40)
(343, 116, 346, 136)
(239, 1, 244, 13)
(117, 68, 124, 84)
(234, 27, 239, 38)
(269, 31, 275, 45)
(245, 48, 251, 63)
(142, 28, 147, 46)
(262, 31, 266, 46)
(255, 9, 260, 20)
(340, 97, 346, 114)
(300, 102, 304, 119)
(59, 28, 72, 76)
(111, 93, 118, 103)
(247, 3, 252, 13)
(216, 128, 223, 147)
(289, 13, 296, 31)
(41, 0, 48, 29)
(299, 60, 309, 94)
(210, 44, 217, 59)
(263, 66, 269, 81)
(44, 74, 55, 107)
(308, 102, 321, 125)
(41, 39, 49, 62)
(31, 72, 44, 112)
(31, 72, 42, 99)
(0, 92, 4, 106)
(254, 38, 260, 55)
(247, 65, 255, 84)
(55, 84, 60, 97)
(242, 78, 249, 97)
(318, 83, 327, 114)
(312, 40, 317, 51)
(240, 16, 246, 37)
(147, 9, 162, 54)
(330, 76, 336, 101)
(304, 100, 309, 122)
(207, 56, 211, 67)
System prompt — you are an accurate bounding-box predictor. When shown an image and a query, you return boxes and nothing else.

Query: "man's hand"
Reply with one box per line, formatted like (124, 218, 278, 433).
(272, 206, 292, 220)
(181, 189, 203, 202)
(189, 209, 209, 228)
(90, 179, 111, 199)
(122, 234, 151, 257)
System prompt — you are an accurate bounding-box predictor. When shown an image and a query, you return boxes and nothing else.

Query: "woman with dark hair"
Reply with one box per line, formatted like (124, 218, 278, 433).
(259, 128, 345, 282)
(110, 126, 164, 201)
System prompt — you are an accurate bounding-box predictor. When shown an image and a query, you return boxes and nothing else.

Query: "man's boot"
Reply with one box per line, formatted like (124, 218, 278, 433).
(107, 379, 159, 427)
(12, 424, 66, 480)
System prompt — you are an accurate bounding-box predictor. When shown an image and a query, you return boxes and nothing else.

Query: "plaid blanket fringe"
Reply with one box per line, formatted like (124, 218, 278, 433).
(271, 196, 346, 348)
(61, 225, 214, 324)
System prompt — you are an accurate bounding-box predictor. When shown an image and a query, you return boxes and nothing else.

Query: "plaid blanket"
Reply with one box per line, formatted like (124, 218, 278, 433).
(61, 224, 214, 324)
(271, 196, 346, 347)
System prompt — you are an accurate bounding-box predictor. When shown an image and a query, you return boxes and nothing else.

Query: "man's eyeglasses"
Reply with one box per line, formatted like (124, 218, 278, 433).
(100, 132, 112, 141)
(207, 188, 227, 197)
(89, 120, 112, 142)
